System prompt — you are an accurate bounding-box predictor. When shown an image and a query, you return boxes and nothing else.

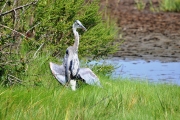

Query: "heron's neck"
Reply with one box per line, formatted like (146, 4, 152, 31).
(72, 27, 79, 51)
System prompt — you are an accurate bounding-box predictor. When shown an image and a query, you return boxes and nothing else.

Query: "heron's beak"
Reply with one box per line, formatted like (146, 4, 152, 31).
(81, 25, 87, 31)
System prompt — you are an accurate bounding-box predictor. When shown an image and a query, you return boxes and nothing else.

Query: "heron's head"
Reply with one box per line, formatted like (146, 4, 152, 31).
(73, 20, 87, 31)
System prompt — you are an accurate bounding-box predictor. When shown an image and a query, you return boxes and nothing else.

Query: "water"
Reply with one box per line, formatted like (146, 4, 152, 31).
(89, 57, 180, 85)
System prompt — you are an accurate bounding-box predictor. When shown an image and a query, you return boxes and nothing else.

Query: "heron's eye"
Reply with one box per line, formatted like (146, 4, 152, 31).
(76, 23, 80, 26)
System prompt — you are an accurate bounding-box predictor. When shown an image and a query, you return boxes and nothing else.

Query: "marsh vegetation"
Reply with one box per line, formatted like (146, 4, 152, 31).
(0, 0, 180, 119)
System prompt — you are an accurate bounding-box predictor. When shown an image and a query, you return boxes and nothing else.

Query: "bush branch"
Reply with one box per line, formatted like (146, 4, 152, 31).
(0, 0, 38, 16)
(0, 24, 27, 38)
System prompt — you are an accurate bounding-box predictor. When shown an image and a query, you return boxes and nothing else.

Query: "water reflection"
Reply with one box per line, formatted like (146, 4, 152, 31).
(88, 57, 180, 85)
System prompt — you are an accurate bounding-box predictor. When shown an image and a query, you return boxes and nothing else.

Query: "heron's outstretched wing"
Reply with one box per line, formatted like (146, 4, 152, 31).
(78, 68, 101, 87)
(49, 62, 66, 85)
(50, 62, 102, 87)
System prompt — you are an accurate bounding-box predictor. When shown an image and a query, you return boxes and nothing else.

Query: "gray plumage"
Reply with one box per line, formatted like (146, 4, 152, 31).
(50, 20, 101, 90)
(50, 62, 101, 86)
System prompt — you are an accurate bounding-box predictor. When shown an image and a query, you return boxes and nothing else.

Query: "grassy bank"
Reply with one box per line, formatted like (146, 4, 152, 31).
(0, 75, 180, 120)
(135, 0, 180, 12)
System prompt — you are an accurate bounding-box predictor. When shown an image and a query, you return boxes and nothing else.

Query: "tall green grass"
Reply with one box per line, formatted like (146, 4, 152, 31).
(0, 52, 179, 119)
(134, 0, 180, 12)
(0, 75, 180, 120)
(161, 0, 180, 12)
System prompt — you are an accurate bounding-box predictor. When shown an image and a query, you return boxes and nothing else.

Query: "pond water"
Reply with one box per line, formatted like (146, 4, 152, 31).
(89, 57, 180, 85)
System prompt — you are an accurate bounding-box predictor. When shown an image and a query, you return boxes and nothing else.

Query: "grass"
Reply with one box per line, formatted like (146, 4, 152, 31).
(160, 0, 180, 12)
(134, 0, 180, 12)
(135, 0, 146, 10)
(1, 44, 180, 119)
(0, 47, 180, 119)
(0, 75, 180, 120)
(1, 0, 180, 119)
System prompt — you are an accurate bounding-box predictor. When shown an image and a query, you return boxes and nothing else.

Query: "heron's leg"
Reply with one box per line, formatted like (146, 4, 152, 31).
(70, 80, 76, 91)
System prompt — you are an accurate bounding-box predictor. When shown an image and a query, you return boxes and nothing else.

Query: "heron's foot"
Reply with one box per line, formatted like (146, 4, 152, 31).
(70, 80, 76, 91)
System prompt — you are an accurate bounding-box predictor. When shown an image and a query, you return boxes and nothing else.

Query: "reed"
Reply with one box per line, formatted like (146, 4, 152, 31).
(0, 75, 180, 120)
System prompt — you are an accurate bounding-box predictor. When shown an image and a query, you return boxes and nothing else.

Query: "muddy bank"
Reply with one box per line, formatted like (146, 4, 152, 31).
(101, 0, 180, 62)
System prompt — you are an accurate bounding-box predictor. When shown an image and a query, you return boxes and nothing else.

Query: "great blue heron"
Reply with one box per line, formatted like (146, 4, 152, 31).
(50, 20, 101, 90)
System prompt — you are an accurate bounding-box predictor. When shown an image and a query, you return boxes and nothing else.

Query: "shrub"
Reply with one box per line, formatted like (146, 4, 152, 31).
(0, 0, 118, 85)
(35, 0, 118, 58)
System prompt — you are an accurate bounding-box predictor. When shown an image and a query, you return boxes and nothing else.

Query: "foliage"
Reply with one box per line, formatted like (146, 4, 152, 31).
(135, 0, 146, 10)
(160, 0, 180, 12)
(134, 0, 180, 12)
(92, 64, 114, 76)
(0, 0, 37, 85)
(0, 0, 118, 85)
(36, 0, 119, 57)
(34, 0, 118, 58)
(0, 76, 180, 119)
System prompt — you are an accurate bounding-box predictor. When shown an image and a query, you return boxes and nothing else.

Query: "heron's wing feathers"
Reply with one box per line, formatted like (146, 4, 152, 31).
(50, 62, 102, 87)
(71, 54, 79, 76)
(78, 68, 101, 87)
(49, 62, 66, 85)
